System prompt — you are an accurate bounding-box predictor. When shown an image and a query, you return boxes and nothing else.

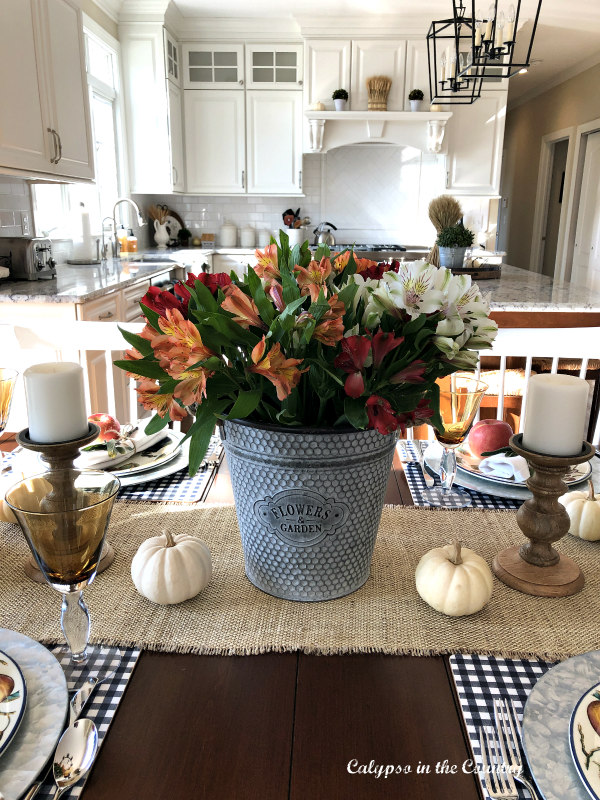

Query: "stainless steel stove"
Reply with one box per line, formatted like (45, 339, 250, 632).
(341, 244, 407, 252)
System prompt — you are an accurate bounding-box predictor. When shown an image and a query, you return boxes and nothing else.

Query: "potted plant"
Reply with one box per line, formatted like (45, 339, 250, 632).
(408, 89, 424, 112)
(332, 88, 348, 111)
(116, 232, 497, 602)
(178, 227, 192, 248)
(436, 223, 475, 269)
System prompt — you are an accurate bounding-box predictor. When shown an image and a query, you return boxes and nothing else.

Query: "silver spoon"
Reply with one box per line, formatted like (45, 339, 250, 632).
(51, 718, 98, 799)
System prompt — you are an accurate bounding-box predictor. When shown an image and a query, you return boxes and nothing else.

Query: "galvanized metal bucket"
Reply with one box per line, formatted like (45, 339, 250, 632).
(222, 420, 397, 602)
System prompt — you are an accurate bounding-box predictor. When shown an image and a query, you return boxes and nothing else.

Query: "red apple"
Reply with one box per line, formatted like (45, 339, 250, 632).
(88, 413, 121, 442)
(467, 419, 513, 458)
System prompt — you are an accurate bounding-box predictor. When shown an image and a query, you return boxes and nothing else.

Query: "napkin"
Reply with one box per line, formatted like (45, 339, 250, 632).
(478, 453, 530, 482)
(74, 424, 171, 471)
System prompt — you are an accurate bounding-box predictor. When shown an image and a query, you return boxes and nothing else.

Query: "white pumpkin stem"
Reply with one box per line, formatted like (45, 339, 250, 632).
(449, 538, 463, 565)
(588, 479, 595, 502)
(163, 529, 176, 548)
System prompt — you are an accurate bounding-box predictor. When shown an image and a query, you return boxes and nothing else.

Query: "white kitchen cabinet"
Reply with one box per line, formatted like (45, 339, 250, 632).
(246, 91, 303, 194)
(304, 39, 351, 110)
(182, 44, 244, 89)
(445, 90, 507, 195)
(120, 24, 183, 193)
(164, 29, 180, 86)
(350, 40, 406, 111)
(212, 253, 256, 278)
(245, 44, 303, 89)
(0, 0, 93, 180)
(184, 90, 246, 194)
(404, 40, 431, 109)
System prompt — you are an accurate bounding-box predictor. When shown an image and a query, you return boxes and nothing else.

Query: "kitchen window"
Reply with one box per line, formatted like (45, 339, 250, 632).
(32, 18, 126, 240)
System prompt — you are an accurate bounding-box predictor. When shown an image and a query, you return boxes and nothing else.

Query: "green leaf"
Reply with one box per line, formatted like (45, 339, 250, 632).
(337, 281, 358, 311)
(344, 252, 358, 277)
(193, 279, 219, 312)
(188, 417, 217, 477)
(113, 359, 169, 381)
(224, 389, 261, 420)
(344, 396, 368, 429)
(314, 243, 330, 261)
(144, 414, 171, 435)
(117, 326, 153, 357)
(245, 266, 275, 326)
(139, 303, 162, 332)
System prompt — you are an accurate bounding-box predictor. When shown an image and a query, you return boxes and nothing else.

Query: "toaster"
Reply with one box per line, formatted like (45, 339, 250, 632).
(0, 237, 57, 281)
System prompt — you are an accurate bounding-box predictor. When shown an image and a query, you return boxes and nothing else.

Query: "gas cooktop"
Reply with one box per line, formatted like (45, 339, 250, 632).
(340, 244, 407, 252)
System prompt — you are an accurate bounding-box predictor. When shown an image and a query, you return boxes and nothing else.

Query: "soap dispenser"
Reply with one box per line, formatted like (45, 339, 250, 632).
(117, 225, 128, 257)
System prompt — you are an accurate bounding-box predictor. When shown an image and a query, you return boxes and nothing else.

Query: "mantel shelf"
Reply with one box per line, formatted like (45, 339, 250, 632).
(305, 111, 453, 122)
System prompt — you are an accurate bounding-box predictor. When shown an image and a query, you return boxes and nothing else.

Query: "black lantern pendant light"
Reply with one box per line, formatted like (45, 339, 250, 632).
(427, 0, 542, 104)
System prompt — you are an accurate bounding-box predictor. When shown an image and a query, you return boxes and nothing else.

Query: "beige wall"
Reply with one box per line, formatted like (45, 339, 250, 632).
(79, 0, 118, 39)
(501, 62, 600, 270)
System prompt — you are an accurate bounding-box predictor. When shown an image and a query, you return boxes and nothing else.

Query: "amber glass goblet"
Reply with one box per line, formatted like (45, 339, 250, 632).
(0, 369, 18, 461)
(429, 374, 488, 508)
(6, 470, 119, 664)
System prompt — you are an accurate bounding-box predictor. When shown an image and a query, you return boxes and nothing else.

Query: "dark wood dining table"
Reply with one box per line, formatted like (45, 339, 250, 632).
(1, 434, 483, 800)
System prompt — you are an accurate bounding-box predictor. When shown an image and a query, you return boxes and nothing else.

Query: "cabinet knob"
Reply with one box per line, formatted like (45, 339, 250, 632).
(239, 79, 244, 85)
(298, 80, 303, 86)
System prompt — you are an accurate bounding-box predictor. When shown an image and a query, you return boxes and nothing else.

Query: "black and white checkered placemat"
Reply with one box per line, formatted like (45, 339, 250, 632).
(449, 653, 555, 799)
(400, 440, 521, 510)
(35, 645, 140, 799)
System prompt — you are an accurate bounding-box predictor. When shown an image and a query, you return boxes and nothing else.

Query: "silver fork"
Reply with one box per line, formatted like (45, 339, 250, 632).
(479, 726, 519, 799)
(494, 698, 541, 799)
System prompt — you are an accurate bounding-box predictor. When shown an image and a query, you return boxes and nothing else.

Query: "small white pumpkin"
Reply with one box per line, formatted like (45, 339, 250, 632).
(559, 480, 600, 541)
(131, 528, 212, 605)
(415, 538, 493, 617)
(311, 101, 326, 111)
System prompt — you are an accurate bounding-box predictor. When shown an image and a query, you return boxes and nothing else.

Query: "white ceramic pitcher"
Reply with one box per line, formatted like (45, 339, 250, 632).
(153, 220, 170, 249)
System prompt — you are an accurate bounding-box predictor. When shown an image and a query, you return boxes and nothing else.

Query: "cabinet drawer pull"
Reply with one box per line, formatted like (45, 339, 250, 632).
(298, 170, 302, 190)
(241, 169, 245, 189)
(98, 310, 114, 320)
(47, 128, 58, 164)
(55, 131, 63, 164)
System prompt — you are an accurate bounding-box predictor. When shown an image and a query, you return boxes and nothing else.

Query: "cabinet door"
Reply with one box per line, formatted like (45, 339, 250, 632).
(0, 0, 52, 173)
(183, 44, 244, 89)
(404, 40, 431, 109)
(445, 91, 507, 195)
(164, 29, 180, 86)
(167, 82, 185, 191)
(305, 40, 351, 110)
(41, 0, 94, 179)
(212, 253, 254, 278)
(245, 45, 303, 89)
(247, 91, 303, 195)
(184, 90, 245, 194)
(351, 40, 406, 111)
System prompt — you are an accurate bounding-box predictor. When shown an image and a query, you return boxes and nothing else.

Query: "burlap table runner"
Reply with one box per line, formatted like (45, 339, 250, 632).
(1, 502, 599, 660)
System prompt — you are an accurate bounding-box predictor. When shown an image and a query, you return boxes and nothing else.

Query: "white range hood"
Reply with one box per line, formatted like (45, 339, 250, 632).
(305, 110, 452, 154)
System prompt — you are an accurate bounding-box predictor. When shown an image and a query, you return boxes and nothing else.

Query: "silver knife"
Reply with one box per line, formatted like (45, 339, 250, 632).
(418, 443, 436, 488)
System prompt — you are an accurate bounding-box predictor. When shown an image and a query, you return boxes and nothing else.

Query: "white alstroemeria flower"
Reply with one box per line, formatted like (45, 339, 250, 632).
(446, 349, 480, 370)
(465, 319, 499, 349)
(436, 311, 465, 337)
(344, 273, 380, 312)
(382, 262, 445, 319)
(433, 335, 460, 357)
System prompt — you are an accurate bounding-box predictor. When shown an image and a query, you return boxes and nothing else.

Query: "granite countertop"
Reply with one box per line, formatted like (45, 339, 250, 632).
(480, 265, 600, 313)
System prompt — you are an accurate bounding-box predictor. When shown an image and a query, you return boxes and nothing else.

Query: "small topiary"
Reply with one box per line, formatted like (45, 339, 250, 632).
(408, 89, 424, 101)
(436, 223, 475, 248)
(332, 88, 349, 101)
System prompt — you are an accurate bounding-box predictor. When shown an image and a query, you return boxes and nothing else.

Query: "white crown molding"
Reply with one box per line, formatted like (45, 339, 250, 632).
(175, 17, 301, 40)
(90, 0, 121, 24)
(118, 0, 170, 22)
(507, 49, 600, 111)
(295, 14, 428, 38)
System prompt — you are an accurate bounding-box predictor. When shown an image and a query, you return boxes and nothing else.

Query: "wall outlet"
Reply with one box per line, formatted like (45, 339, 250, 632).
(21, 212, 31, 236)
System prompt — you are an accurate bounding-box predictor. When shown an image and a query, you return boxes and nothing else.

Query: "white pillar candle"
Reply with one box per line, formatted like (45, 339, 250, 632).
(24, 363, 89, 444)
(484, 19, 494, 40)
(475, 26, 483, 46)
(503, 21, 514, 41)
(522, 374, 590, 457)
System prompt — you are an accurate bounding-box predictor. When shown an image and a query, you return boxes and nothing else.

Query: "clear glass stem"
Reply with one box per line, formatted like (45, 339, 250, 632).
(61, 590, 90, 664)
(439, 446, 458, 493)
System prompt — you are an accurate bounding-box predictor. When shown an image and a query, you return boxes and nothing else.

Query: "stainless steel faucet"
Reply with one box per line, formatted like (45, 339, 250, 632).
(110, 198, 146, 258)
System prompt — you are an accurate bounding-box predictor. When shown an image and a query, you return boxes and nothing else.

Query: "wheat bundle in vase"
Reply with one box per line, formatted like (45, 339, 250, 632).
(427, 195, 463, 267)
(367, 76, 392, 111)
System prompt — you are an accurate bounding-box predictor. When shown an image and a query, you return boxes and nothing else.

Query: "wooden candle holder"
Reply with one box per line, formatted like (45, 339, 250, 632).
(16, 423, 115, 582)
(492, 433, 595, 597)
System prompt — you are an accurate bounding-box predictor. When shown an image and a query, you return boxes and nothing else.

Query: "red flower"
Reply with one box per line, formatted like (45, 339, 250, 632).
(141, 286, 187, 317)
(412, 398, 435, 424)
(344, 372, 365, 399)
(390, 360, 427, 384)
(175, 271, 232, 307)
(334, 335, 372, 398)
(365, 395, 401, 435)
(371, 329, 404, 367)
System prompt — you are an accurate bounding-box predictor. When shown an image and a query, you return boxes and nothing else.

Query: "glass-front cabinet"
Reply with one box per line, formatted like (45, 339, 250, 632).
(182, 44, 244, 89)
(164, 29, 180, 86)
(245, 45, 303, 89)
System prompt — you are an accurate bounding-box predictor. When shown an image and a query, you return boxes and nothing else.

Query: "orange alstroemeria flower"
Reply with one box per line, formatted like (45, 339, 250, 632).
(222, 285, 267, 330)
(332, 251, 351, 273)
(150, 308, 215, 380)
(249, 337, 307, 401)
(313, 294, 346, 346)
(354, 257, 379, 274)
(294, 257, 333, 294)
(174, 366, 213, 406)
(136, 379, 187, 421)
(254, 244, 279, 282)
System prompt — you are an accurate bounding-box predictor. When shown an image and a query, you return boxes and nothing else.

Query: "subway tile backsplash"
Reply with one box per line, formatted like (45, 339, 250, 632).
(0, 177, 32, 238)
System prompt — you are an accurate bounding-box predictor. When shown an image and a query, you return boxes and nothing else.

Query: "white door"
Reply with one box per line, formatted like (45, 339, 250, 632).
(0, 0, 52, 173)
(184, 90, 246, 194)
(167, 82, 185, 191)
(573, 131, 600, 292)
(246, 91, 302, 195)
(445, 90, 507, 195)
(351, 40, 406, 111)
(304, 39, 351, 111)
(246, 45, 303, 90)
(404, 40, 431, 109)
(41, 0, 94, 179)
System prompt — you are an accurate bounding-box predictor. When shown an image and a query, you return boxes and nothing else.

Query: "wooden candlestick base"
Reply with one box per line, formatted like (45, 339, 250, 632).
(492, 434, 595, 597)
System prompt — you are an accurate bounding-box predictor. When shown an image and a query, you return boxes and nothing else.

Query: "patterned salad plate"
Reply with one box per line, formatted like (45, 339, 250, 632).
(0, 648, 26, 758)
(570, 681, 600, 800)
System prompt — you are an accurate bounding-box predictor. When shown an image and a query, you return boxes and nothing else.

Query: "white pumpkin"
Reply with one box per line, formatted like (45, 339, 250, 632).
(131, 529, 212, 605)
(415, 538, 493, 617)
(559, 480, 600, 541)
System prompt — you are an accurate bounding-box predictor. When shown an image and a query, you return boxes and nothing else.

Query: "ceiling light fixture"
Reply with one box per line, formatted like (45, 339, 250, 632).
(427, 0, 542, 104)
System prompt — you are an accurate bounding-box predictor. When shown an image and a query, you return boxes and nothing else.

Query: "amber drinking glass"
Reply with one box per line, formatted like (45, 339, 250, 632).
(0, 369, 18, 460)
(6, 470, 119, 664)
(430, 374, 488, 507)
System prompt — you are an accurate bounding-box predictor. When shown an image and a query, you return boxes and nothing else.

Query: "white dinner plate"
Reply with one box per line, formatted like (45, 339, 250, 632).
(0, 649, 26, 759)
(116, 437, 190, 487)
(0, 629, 68, 800)
(570, 681, 600, 800)
(106, 430, 184, 477)
(523, 650, 600, 800)
(456, 444, 592, 487)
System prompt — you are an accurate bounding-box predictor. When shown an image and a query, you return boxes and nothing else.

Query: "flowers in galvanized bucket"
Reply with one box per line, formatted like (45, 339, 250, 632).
(115, 231, 497, 472)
